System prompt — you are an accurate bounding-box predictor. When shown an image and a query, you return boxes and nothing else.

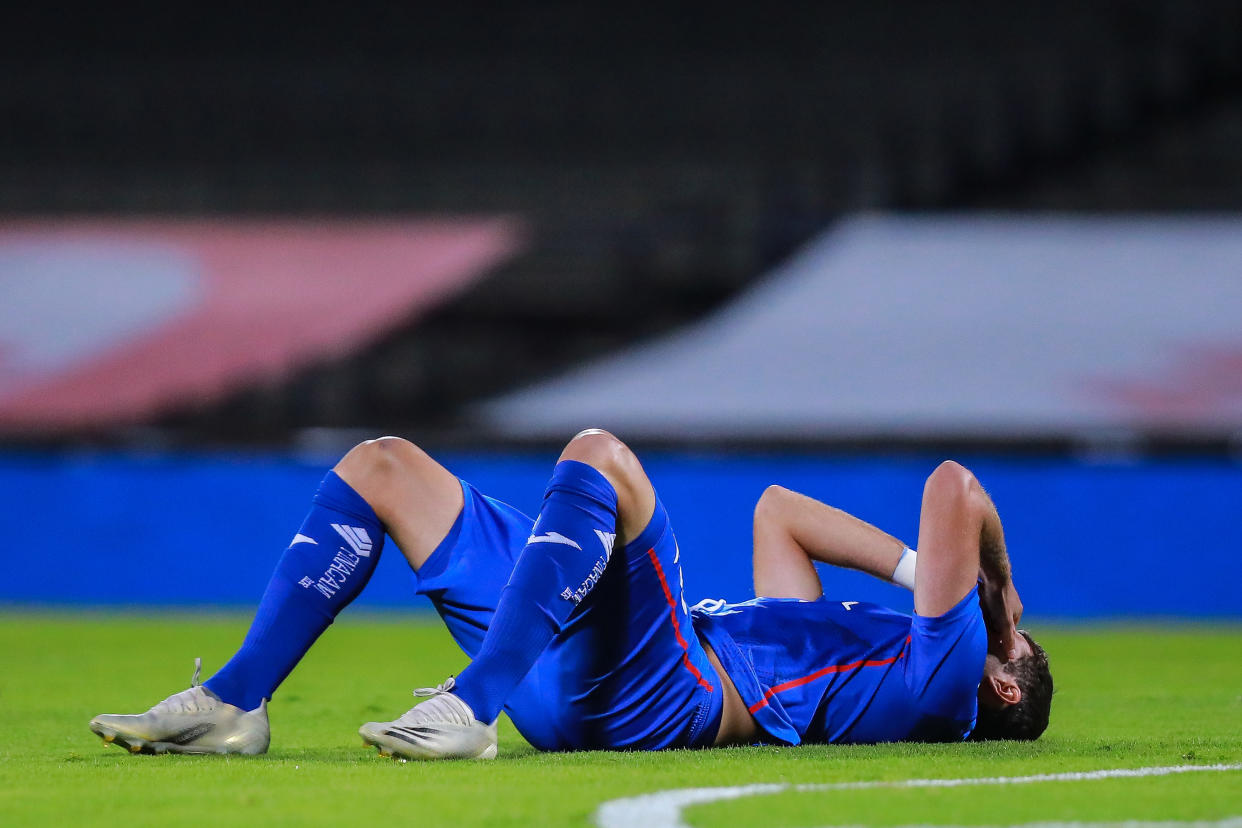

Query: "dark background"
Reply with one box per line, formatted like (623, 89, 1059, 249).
(6, 2, 1241, 447)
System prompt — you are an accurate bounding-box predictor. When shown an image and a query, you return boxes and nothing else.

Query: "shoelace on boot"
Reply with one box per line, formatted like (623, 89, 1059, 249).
(151, 658, 217, 715)
(395, 677, 476, 727)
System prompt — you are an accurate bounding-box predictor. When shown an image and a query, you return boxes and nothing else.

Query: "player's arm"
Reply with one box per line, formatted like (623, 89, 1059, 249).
(975, 483, 1023, 661)
(752, 485, 909, 600)
(915, 461, 1022, 659)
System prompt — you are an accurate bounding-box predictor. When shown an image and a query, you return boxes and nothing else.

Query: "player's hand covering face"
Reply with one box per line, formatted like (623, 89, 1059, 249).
(978, 573, 1023, 661)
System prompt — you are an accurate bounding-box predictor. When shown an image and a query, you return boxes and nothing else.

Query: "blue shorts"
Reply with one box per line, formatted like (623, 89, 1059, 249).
(413, 479, 723, 751)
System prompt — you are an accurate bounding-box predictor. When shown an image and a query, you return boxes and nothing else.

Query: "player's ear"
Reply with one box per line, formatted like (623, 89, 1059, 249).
(986, 672, 1023, 707)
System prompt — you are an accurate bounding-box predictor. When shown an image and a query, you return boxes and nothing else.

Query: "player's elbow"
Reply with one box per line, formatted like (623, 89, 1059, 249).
(924, 460, 987, 517)
(755, 485, 792, 525)
(925, 459, 972, 494)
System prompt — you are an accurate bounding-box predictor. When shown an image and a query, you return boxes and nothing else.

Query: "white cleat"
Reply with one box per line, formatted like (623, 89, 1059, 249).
(89, 658, 270, 756)
(359, 677, 497, 761)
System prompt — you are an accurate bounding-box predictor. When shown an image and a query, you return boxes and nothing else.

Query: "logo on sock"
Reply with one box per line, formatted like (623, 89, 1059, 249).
(558, 531, 618, 605)
(331, 524, 373, 558)
(293, 525, 375, 599)
(526, 531, 581, 550)
(300, 547, 365, 599)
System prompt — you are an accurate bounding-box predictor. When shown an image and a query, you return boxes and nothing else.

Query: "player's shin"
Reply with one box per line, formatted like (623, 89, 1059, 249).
(451, 460, 618, 723)
(203, 471, 384, 711)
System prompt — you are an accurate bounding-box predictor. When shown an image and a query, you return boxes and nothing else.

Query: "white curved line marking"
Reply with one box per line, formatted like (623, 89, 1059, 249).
(594, 763, 1242, 828)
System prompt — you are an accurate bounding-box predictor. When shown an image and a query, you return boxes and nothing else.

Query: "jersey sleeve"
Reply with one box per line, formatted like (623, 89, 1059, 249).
(902, 584, 987, 734)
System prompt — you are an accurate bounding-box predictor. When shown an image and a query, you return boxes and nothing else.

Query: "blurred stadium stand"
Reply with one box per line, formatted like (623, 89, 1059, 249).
(0, 218, 520, 432)
(476, 215, 1242, 444)
(2, 2, 1241, 447)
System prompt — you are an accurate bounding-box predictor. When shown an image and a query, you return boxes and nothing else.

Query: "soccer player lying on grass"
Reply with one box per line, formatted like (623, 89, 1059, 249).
(90, 430, 1052, 758)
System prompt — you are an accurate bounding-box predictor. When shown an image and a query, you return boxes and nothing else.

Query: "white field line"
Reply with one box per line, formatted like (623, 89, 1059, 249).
(594, 763, 1242, 828)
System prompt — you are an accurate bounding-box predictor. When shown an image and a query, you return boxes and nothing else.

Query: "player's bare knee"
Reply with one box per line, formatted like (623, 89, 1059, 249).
(561, 428, 624, 472)
(335, 436, 423, 511)
(561, 429, 645, 494)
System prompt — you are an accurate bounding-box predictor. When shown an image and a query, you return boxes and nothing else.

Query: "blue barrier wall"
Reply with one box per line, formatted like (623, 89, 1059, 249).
(3, 450, 1240, 618)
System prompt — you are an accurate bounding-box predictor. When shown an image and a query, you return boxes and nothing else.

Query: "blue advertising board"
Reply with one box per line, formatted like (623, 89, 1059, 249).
(3, 449, 1239, 618)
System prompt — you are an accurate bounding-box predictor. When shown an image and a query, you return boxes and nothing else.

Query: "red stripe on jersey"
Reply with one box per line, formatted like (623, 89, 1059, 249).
(747, 635, 911, 714)
(646, 547, 714, 692)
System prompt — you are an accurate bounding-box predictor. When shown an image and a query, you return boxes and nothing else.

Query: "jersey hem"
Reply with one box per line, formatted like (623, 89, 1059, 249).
(691, 612, 801, 746)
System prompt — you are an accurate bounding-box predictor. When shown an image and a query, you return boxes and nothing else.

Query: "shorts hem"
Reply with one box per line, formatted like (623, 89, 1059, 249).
(687, 662, 725, 748)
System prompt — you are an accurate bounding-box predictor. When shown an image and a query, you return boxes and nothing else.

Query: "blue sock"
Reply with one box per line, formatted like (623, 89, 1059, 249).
(453, 460, 619, 723)
(204, 471, 384, 711)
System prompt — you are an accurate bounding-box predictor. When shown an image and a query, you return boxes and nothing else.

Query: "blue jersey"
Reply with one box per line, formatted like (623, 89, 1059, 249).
(691, 586, 986, 745)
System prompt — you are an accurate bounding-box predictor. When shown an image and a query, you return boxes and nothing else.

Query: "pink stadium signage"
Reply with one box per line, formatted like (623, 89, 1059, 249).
(0, 218, 522, 432)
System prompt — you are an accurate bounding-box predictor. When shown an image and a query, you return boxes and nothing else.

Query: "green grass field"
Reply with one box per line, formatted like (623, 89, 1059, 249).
(2, 613, 1239, 826)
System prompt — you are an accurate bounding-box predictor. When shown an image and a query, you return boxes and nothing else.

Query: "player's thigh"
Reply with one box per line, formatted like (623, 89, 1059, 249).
(413, 480, 535, 657)
(333, 436, 464, 570)
(519, 498, 719, 750)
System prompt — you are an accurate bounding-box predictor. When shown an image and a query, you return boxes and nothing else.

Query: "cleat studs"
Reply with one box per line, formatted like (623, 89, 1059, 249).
(128, 742, 143, 753)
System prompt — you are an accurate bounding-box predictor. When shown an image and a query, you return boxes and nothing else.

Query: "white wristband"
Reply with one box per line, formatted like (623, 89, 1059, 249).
(891, 547, 917, 591)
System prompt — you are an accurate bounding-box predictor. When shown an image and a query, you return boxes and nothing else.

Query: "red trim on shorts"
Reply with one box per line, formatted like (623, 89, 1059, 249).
(747, 635, 911, 714)
(646, 547, 714, 692)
